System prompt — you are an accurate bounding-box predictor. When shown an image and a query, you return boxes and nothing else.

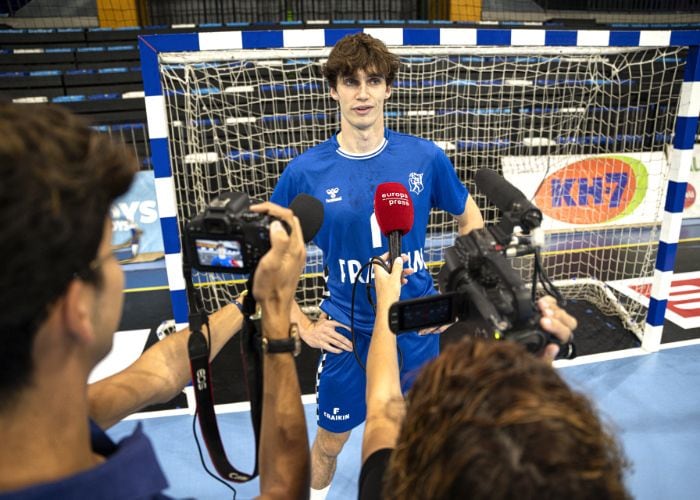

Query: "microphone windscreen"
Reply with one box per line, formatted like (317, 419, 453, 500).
(474, 168, 529, 214)
(374, 182, 414, 236)
(289, 193, 324, 243)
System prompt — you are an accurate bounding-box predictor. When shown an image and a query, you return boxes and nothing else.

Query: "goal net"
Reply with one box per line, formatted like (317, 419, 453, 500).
(158, 44, 684, 339)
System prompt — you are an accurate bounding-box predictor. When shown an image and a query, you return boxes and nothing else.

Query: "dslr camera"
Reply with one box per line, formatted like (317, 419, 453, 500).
(184, 191, 277, 275)
(389, 170, 575, 358)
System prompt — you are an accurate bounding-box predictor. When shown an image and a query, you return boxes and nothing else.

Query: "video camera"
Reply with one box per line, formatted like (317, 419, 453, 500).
(388, 169, 575, 359)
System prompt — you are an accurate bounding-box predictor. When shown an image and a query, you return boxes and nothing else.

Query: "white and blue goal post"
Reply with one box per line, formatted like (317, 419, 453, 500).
(138, 26, 700, 346)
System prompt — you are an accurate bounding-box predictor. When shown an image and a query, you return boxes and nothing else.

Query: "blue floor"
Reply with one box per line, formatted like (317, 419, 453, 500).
(561, 345, 700, 500)
(108, 342, 700, 500)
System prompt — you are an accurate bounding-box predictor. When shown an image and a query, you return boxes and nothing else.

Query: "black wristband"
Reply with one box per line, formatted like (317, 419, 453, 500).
(261, 323, 301, 356)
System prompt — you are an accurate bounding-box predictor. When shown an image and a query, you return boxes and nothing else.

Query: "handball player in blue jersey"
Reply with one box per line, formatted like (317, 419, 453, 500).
(270, 33, 484, 495)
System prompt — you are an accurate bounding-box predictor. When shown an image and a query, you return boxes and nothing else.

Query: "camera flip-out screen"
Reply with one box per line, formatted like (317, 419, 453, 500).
(194, 238, 245, 270)
(389, 293, 458, 333)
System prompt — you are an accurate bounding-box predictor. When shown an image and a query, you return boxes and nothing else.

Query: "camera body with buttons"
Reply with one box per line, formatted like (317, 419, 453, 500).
(184, 191, 274, 275)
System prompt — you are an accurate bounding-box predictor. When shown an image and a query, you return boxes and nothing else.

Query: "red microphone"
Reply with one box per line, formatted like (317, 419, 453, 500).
(374, 182, 414, 264)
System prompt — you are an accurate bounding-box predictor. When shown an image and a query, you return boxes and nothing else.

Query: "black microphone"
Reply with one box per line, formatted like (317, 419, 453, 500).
(474, 168, 542, 231)
(289, 193, 324, 243)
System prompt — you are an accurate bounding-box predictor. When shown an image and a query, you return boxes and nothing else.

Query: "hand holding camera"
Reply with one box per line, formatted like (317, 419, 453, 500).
(185, 191, 322, 276)
(181, 192, 322, 484)
(536, 295, 577, 361)
(249, 202, 306, 323)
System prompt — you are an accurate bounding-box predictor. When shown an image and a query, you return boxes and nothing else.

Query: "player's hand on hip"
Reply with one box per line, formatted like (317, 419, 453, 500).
(537, 295, 577, 362)
(300, 314, 353, 354)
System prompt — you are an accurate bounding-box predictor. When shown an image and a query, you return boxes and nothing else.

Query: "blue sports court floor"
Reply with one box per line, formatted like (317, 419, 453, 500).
(107, 341, 700, 499)
(100, 221, 700, 499)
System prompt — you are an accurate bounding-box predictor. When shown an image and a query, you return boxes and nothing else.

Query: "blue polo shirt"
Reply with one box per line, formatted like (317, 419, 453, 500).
(0, 421, 170, 499)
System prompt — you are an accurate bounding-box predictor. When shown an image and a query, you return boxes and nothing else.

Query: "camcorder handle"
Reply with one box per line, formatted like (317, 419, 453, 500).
(185, 266, 263, 483)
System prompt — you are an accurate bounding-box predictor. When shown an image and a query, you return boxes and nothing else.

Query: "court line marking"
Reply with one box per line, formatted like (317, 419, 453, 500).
(123, 392, 318, 420)
(121, 340, 700, 421)
(554, 337, 700, 368)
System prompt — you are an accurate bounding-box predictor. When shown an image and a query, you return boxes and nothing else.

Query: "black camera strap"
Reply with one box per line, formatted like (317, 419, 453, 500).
(238, 291, 264, 471)
(186, 274, 264, 483)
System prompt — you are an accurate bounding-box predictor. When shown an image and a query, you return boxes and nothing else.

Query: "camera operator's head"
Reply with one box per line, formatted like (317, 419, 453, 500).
(0, 103, 137, 407)
(385, 336, 629, 500)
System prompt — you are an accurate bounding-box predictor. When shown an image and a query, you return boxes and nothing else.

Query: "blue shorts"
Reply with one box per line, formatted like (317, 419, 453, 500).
(315, 324, 439, 433)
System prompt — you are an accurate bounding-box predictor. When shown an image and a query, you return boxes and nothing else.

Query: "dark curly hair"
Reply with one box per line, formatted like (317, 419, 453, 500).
(323, 33, 400, 89)
(384, 337, 630, 500)
(0, 103, 137, 405)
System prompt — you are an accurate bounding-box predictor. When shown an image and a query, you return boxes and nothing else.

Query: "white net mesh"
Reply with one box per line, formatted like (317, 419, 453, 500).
(159, 45, 684, 336)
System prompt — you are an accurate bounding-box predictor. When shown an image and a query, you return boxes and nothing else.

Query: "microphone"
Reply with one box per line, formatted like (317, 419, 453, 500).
(474, 168, 542, 232)
(289, 193, 324, 243)
(374, 182, 414, 263)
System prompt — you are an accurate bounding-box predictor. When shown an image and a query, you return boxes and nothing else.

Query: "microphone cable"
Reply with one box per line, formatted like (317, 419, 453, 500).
(348, 257, 405, 373)
(349, 260, 373, 371)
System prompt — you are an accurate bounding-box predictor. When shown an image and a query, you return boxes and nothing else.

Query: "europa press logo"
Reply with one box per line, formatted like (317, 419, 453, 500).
(534, 155, 648, 225)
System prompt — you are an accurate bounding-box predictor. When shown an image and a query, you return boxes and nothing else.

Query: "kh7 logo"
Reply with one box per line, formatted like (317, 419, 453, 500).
(534, 156, 648, 224)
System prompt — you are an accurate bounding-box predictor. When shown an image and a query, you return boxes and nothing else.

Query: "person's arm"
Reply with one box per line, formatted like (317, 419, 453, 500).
(250, 202, 310, 500)
(88, 303, 243, 429)
(362, 257, 406, 464)
(455, 195, 484, 235)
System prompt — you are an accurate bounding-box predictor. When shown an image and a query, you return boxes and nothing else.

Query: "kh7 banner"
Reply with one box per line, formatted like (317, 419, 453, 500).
(501, 152, 667, 230)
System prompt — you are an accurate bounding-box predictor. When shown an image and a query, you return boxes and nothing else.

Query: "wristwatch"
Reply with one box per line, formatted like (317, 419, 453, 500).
(261, 323, 301, 356)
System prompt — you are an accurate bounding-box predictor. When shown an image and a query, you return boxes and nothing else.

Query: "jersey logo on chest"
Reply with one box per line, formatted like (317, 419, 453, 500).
(409, 172, 424, 194)
(325, 187, 343, 203)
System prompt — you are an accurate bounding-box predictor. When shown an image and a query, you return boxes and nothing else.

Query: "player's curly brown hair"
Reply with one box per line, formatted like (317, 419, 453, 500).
(384, 337, 630, 500)
(0, 103, 137, 404)
(323, 33, 400, 89)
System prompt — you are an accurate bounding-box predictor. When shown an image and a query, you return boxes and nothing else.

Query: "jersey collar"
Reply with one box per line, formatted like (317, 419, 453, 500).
(334, 130, 388, 160)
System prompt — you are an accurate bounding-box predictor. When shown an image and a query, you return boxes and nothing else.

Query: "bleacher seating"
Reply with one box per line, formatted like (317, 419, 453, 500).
(0, 25, 174, 168)
(0, 23, 269, 169)
(1, 23, 698, 175)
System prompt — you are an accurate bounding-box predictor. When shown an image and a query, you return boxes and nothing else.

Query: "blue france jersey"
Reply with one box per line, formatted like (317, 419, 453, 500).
(271, 129, 468, 332)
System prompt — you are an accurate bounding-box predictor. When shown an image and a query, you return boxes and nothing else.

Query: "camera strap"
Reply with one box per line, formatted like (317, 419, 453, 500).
(187, 295, 264, 483)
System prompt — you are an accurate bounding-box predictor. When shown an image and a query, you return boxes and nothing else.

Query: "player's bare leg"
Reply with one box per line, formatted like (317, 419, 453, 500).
(311, 427, 351, 490)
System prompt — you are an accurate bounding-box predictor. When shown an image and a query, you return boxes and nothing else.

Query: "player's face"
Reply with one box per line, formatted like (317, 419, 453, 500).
(330, 68, 391, 134)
